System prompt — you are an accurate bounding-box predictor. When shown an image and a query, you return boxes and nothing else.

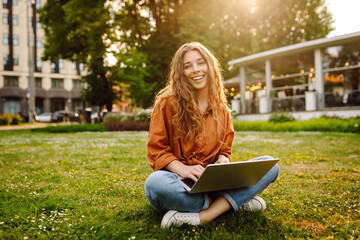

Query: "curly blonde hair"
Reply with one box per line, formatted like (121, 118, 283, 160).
(156, 42, 230, 140)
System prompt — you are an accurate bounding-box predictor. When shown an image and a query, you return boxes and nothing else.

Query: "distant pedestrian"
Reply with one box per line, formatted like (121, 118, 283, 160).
(63, 106, 70, 123)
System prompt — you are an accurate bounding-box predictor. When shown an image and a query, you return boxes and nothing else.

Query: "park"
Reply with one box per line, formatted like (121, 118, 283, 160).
(1, 0, 360, 239)
(0, 128, 359, 239)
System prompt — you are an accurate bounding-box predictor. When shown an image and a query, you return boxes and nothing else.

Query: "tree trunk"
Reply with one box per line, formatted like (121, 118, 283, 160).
(6, 0, 14, 71)
(32, 1, 38, 72)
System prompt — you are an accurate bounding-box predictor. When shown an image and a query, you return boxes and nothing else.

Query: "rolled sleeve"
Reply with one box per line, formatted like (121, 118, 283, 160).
(147, 99, 178, 171)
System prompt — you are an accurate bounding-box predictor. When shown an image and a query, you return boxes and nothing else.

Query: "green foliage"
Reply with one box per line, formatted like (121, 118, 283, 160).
(268, 111, 296, 123)
(233, 117, 360, 133)
(0, 114, 22, 125)
(31, 123, 107, 133)
(10, 114, 22, 125)
(0, 115, 8, 125)
(39, 0, 116, 110)
(39, 0, 334, 108)
(118, 0, 334, 85)
(0, 131, 359, 239)
(112, 48, 155, 108)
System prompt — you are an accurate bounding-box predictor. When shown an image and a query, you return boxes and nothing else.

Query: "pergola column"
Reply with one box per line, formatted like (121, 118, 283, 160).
(240, 66, 246, 114)
(314, 48, 324, 110)
(265, 59, 272, 112)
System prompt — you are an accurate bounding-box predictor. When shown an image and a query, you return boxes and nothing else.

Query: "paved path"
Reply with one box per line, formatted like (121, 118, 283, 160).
(0, 122, 68, 131)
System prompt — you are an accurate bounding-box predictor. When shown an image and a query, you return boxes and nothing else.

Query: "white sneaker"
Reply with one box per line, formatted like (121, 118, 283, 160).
(161, 210, 200, 228)
(241, 196, 266, 212)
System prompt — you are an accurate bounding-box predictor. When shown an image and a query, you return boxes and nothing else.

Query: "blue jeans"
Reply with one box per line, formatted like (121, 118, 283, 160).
(144, 156, 279, 213)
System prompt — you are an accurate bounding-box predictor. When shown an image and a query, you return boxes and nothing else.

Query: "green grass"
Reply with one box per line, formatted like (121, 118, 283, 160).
(31, 123, 107, 133)
(0, 130, 359, 239)
(233, 117, 360, 133)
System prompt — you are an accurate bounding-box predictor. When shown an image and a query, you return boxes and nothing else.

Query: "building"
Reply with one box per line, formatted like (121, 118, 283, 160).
(0, 0, 85, 120)
(225, 32, 360, 118)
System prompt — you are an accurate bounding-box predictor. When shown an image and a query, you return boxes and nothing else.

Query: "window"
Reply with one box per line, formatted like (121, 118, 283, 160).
(36, 37, 42, 48)
(13, 35, 18, 46)
(13, 55, 19, 65)
(2, 14, 7, 24)
(28, 17, 41, 28)
(3, 0, 18, 8)
(4, 76, 19, 87)
(36, 0, 41, 9)
(51, 78, 63, 88)
(2, 34, 8, 45)
(35, 77, 42, 88)
(3, 55, 19, 67)
(13, 15, 18, 25)
(36, 18, 41, 28)
(50, 62, 56, 73)
(3, 100, 20, 115)
(72, 79, 83, 89)
(36, 57, 42, 71)
(59, 59, 64, 69)
(4, 15, 19, 26)
(3, 34, 19, 46)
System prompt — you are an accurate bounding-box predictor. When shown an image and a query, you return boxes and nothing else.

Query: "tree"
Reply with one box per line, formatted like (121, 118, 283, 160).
(176, 0, 334, 78)
(112, 47, 155, 108)
(5, 0, 14, 71)
(40, 0, 334, 109)
(116, 0, 333, 96)
(39, 0, 116, 111)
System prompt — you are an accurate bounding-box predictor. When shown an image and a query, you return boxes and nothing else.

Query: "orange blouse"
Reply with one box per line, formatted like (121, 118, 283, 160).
(147, 97, 234, 171)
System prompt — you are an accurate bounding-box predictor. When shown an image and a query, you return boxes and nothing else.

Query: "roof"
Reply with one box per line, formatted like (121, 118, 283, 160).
(228, 31, 360, 67)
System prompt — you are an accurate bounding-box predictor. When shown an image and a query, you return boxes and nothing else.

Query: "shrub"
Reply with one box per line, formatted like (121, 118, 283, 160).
(0, 115, 8, 125)
(104, 113, 150, 131)
(135, 112, 151, 123)
(268, 111, 296, 123)
(233, 117, 360, 133)
(10, 114, 22, 125)
(31, 123, 107, 133)
(0, 114, 22, 125)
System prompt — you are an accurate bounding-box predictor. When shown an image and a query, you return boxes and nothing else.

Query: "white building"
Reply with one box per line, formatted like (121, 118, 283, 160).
(226, 32, 360, 119)
(0, 0, 85, 119)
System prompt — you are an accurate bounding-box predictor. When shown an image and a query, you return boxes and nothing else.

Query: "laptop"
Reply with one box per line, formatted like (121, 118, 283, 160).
(179, 158, 279, 194)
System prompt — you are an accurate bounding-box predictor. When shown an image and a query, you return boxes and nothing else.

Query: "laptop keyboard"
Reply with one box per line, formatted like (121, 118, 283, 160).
(182, 178, 195, 188)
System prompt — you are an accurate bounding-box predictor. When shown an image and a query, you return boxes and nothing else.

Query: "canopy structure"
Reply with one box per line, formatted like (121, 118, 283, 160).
(226, 32, 360, 114)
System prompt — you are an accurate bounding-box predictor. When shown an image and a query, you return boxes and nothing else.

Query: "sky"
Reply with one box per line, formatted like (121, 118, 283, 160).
(326, 0, 360, 37)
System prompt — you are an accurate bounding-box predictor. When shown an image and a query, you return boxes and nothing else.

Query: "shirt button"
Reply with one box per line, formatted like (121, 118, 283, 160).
(192, 152, 196, 155)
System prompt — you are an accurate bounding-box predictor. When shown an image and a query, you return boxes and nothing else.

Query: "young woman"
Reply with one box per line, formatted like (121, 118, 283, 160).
(145, 42, 279, 228)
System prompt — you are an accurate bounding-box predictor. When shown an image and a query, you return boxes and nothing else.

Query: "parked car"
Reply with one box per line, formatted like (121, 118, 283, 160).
(35, 112, 52, 123)
(51, 111, 80, 123)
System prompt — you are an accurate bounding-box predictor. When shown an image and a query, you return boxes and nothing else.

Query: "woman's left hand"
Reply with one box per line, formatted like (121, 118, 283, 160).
(215, 155, 230, 164)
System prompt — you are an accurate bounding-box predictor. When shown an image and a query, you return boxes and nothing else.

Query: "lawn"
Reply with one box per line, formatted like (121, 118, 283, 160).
(0, 130, 359, 239)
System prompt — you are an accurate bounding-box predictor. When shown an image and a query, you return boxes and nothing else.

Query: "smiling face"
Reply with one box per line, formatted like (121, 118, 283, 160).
(183, 50, 209, 92)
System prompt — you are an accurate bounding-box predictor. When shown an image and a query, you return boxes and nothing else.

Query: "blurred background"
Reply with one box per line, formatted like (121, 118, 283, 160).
(0, 0, 359, 123)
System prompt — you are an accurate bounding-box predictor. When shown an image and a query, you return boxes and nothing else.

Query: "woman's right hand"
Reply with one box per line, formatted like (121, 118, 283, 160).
(180, 164, 205, 182)
(164, 160, 205, 182)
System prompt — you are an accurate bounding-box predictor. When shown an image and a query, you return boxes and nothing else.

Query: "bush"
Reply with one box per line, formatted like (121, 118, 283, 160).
(0, 115, 8, 125)
(104, 113, 150, 131)
(233, 117, 360, 133)
(10, 114, 22, 125)
(31, 123, 107, 133)
(268, 111, 295, 123)
(0, 114, 22, 125)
